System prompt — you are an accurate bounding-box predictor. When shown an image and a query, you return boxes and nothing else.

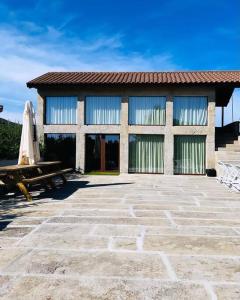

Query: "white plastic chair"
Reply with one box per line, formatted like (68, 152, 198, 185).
(231, 166, 240, 191)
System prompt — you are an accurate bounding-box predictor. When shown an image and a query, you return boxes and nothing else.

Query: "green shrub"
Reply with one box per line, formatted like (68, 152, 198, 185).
(0, 119, 22, 159)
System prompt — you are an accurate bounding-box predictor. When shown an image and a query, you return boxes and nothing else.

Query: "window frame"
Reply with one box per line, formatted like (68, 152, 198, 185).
(84, 95, 122, 125)
(173, 134, 206, 175)
(44, 96, 78, 125)
(128, 133, 165, 174)
(44, 133, 77, 168)
(128, 96, 167, 126)
(173, 96, 208, 126)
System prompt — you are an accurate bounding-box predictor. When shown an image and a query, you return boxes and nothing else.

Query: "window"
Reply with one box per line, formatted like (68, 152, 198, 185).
(85, 134, 120, 172)
(129, 96, 166, 125)
(174, 135, 206, 174)
(129, 134, 164, 173)
(44, 134, 76, 168)
(85, 96, 121, 125)
(173, 96, 207, 125)
(45, 97, 77, 125)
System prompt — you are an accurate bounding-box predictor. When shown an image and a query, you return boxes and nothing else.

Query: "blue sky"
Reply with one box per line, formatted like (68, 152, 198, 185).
(0, 0, 239, 125)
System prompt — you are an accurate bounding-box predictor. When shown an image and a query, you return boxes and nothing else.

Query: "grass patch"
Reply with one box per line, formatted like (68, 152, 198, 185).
(85, 171, 120, 176)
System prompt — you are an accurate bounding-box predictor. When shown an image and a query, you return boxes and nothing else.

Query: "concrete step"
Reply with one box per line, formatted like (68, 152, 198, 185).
(215, 153, 240, 161)
(226, 144, 240, 150)
(233, 139, 240, 145)
(217, 147, 240, 151)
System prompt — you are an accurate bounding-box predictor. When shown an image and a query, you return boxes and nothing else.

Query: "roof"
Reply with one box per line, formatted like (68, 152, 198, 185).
(27, 71, 240, 88)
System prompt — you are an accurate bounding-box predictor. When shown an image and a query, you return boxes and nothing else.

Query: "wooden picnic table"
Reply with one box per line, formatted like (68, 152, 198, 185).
(0, 161, 72, 201)
(0, 161, 61, 172)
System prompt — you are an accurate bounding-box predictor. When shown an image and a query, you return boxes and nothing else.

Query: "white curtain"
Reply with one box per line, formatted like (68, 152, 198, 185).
(46, 97, 77, 124)
(129, 96, 166, 125)
(86, 96, 121, 124)
(173, 96, 207, 125)
(129, 135, 164, 173)
(174, 135, 206, 174)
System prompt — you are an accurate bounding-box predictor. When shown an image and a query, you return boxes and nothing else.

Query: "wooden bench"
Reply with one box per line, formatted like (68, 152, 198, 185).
(0, 162, 73, 202)
(19, 168, 73, 201)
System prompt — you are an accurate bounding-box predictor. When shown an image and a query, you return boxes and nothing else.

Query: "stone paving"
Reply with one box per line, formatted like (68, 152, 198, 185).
(0, 174, 240, 299)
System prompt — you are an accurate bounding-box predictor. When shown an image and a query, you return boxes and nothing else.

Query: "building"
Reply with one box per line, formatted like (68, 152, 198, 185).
(27, 71, 240, 175)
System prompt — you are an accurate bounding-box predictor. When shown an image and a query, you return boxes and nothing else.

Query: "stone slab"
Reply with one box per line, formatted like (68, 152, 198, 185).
(170, 255, 240, 282)
(214, 284, 240, 300)
(1, 276, 209, 300)
(144, 235, 240, 255)
(4, 250, 168, 279)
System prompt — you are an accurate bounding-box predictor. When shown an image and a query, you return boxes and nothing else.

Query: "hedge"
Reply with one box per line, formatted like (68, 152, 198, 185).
(0, 119, 22, 159)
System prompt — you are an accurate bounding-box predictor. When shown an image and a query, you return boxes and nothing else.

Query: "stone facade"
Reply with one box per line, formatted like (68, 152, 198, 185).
(36, 85, 216, 174)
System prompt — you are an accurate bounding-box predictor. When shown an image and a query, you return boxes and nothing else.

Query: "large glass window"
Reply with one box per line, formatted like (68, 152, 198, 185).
(44, 134, 76, 168)
(129, 96, 166, 125)
(85, 96, 121, 125)
(85, 134, 120, 172)
(174, 135, 206, 174)
(129, 135, 164, 173)
(46, 97, 77, 125)
(173, 96, 207, 125)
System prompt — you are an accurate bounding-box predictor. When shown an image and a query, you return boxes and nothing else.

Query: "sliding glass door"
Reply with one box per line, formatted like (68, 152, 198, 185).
(85, 134, 119, 172)
(174, 135, 206, 174)
(129, 135, 164, 173)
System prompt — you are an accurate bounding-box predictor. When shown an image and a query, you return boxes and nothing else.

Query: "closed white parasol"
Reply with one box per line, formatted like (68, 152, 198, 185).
(18, 101, 40, 165)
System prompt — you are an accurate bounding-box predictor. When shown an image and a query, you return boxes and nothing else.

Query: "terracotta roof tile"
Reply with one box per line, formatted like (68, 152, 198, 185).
(27, 71, 240, 88)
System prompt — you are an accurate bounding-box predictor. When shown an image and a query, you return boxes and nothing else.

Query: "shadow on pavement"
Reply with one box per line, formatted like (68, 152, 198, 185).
(0, 179, 133, 230)
(38, 180, 133, 200)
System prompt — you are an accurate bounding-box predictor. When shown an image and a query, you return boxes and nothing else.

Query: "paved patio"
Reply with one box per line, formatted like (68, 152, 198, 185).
(0, 174, 240, 299)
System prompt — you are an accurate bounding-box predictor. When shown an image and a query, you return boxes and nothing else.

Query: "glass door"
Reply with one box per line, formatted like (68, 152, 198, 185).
(174, 135, 206, 174)
(85, 134, 120, 173)
(129, 134, 164, 173)
(105, 135, 120, 171)
(85, 134, 101, 172)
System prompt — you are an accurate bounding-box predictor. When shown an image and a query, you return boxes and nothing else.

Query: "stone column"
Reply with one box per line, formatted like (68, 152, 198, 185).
(76, 96, 85, 173)
(164, 94, 174, 175)
(120, 96, 129, 173)
(206, 93, 216, 169)
(78, 96, 84, 126)
(36, 93, 45, 146)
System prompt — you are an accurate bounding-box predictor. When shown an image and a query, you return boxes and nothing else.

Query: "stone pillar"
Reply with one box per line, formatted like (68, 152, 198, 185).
(76, 96, 85, 173)
(36, 93, 45, 146)
(206, 94, 216, 169)
(78, 96, 84, 126)
(164, 94, 174, 175)
(120, 96, 129, 173)
(76, 133, 85, 173)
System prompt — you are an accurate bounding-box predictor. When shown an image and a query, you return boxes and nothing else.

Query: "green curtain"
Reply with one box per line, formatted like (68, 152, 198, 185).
(174, 136, 206, 174)
(129, 135, 164, 173)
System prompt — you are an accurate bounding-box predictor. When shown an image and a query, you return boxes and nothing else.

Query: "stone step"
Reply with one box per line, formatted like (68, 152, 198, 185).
(226, 144, 240, 150)
(215, 154, 240, 161)
(216, 149, 240, 154)
(233, 138, 240, 145)
(217, 147, 240, 151)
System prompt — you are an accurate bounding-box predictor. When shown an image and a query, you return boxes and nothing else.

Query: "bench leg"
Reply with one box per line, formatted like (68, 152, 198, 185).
(60, 174, 67, 184)
(47, 178, 56, 189)
(16, 182, 32, 201)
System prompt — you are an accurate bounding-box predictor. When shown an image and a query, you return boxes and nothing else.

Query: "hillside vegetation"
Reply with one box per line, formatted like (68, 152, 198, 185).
(0, 118, 22, 159)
